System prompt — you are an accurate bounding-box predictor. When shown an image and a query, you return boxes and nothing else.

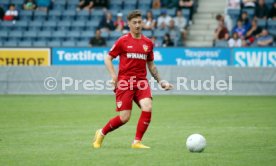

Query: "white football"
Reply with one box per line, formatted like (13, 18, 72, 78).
(186, 134, 206, 152)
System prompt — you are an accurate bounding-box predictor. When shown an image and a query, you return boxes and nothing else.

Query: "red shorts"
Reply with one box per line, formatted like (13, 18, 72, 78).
(114, 80, 152, 111)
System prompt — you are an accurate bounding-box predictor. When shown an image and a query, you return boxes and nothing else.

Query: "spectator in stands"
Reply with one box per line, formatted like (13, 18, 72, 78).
(152, 0, 162, 9)
(77, 0, 94, 11)
(99, 12, 115, 32)
(254, 0, 269, 19)
(167, 19, 181, 46)
(244, 19, 262, 45)
(228, 32, 242, 47)
(216, 14, 233, 33)
(157, 10, 172, 29)
(242, 0, 256, 8)
(114, 13, 125, 32)
(239, 11, 251, 31)
(150, 36, 161, 47)
(93, 0, 108, 9)
(232, 19, 247, 38)
(213, 21, 230, 42)
(89, 29, 106, 47)
(228, 0, 241, 9)
(257, 29, 273, 46)
(268, 2, 276, 20)
(0, 6, 4, 20)
(23, 0, 36, 10)
(36, 0, 51, 12)
(178, 0, 194, 24)
(143, 11, 156, 30)
(3, 4, 18, 21)
(174, 9, 187, 32)
(162, 33, 174, 47)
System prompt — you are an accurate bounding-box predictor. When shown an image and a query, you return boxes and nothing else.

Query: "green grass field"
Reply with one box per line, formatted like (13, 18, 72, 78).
(0, 95, 276, 166)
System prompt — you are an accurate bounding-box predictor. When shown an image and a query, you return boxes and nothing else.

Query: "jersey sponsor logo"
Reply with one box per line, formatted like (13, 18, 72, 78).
(117, 101, 122, 108)
(127, 46, 133, 48)
(143, 44, 148, 52)
(127, 53, 147, 60)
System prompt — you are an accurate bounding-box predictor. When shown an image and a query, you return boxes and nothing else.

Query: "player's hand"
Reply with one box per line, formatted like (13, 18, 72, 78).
(160, 81, 173, 91)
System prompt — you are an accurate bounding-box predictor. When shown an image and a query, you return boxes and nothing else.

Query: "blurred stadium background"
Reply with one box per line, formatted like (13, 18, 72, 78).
(0, 0, 276, 166)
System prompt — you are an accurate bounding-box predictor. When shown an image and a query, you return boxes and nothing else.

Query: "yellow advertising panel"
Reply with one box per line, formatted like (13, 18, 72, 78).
(0, 48, 50, 66)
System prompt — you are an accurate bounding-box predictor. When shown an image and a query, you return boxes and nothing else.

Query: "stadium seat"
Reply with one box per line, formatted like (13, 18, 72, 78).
(0, 0, 10, 9)
(18, 41, 32, 47)
(10, 0, 23, 6)
(62, 10, 76, 21)
(14, 21, 29, 31)
(0, 31, 9, 41)
(142, 30, 153, 37)
(33, 41, 47, 47)
(154, 29, 168, 39)
(67, 31, 81, 41)
(106, 40, 115, 47)
(57, 20, 72, 31)
(62, 41, 76, 47)
(28, 21, 43, 31)
(86, 21, 99, 30)
(43, 20, 57, 31)
(71, 21, 86, 31)
(109, 0, 123, 10)
(37, 30, 52, 42)
(1, 21, 15, 31)
(23, 31, 38, 42)
(52, 1, 66, 11)
(76, 10, 90, 21)
(20, 10, 33, 21)
(257, 19, 267, 28)
(227, 9, 240, 20)
(110, 31, 123, 40)
(215, 40, 228, 47)
(138, 0, 151, 10)
(47, 41, 61, 47)
(91, 9, 104, 20)
(152, 9, 161, 18)
(33, 10, 48, 21)
(67, 0, 79, 10)
(48, 10, 62, 21)
(167, 8, 176, 17)
(52, 31, 67, 41)
(4, 41, 18, 47)
(268, 20, 276, 30)
(124, 0, 137, 10)
(81, 31, 94, 41)
(9, 31, 23, 41)
(76, 41, 90, 47)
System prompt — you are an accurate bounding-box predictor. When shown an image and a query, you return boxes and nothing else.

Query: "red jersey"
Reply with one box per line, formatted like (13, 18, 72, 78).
(109, 33, 154, 81)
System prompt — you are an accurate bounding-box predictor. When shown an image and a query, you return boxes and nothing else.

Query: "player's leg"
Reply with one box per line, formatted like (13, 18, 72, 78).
(92, 88, 134, 148)
(132, 82, 152, 149)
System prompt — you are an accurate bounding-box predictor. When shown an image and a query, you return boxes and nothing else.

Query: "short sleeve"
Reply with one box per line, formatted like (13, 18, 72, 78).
(108, 39, 122, 58)
(147, 41, 154, 61)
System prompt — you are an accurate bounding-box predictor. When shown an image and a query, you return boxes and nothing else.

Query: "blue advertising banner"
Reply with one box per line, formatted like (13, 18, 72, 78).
(52, 48, 117, 65)
(154, 48, 231, 66)
(233, 48, 276, 67)
(52, 47, 231, 66)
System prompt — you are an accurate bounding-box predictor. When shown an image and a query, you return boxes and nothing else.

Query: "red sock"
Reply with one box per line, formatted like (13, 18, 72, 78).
(135, 111, 151, 141)
(102, 116, 124, 135)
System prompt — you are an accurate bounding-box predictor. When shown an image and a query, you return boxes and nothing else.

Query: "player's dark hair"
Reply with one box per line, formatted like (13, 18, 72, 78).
(127, 10, 142, 21)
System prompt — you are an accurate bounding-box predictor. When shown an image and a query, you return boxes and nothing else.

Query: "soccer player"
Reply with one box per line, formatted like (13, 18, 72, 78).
(92, 10, 173, 149)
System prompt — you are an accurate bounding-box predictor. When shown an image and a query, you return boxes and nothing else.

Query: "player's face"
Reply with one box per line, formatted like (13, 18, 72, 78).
(128, 17, 142, 35)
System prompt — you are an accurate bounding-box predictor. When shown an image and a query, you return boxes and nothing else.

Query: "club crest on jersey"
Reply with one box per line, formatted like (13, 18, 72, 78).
(117, 101, 122, 108)
(143, 44, 148, 52)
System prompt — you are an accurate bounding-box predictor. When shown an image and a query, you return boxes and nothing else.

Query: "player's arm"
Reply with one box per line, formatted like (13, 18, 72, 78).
(147, 61, 173, 91)
(104, 55, 117, 87)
